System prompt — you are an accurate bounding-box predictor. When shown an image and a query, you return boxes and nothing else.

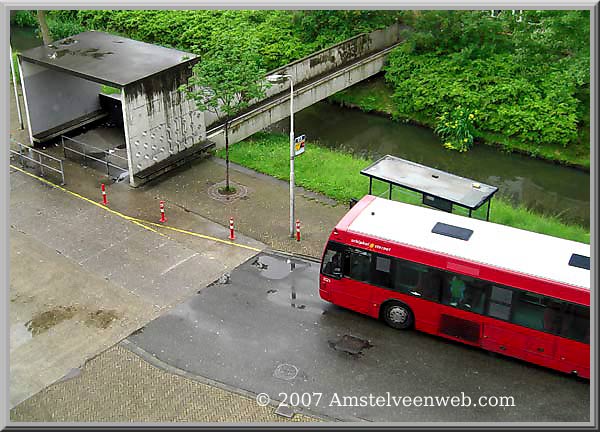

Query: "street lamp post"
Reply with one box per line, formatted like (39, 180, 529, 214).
(267, 73, 295, 238)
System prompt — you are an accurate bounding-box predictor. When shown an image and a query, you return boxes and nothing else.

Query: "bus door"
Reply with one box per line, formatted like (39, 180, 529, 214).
(481, 285, 527, 358)
(332, 247, 374, 316)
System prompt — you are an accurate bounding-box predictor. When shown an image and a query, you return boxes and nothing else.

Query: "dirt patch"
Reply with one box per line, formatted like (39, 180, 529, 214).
(84, 309, 120, 329)
(26, 306, 77, 335)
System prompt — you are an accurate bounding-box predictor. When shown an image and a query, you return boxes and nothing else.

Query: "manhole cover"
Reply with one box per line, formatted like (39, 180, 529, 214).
(328, 334, 373, 355)
(207, 181, 248, 203)
(273, 363, 298, 381)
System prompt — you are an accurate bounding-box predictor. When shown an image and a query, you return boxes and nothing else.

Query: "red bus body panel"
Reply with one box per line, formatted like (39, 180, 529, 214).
(319, 197, 590, 379)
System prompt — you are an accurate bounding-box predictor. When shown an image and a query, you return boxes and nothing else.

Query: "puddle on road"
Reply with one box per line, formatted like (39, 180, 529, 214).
(328, 334, 373, 356)
(26, 306, 77, 336)
(251, 256, 292, 279)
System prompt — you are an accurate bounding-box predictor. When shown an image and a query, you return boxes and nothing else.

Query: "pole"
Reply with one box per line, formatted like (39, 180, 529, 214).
(9, 45, 24, 130)
(159, 200, 167, 223)
(229, 217, 235, 240)
(289, 77, 295, 238)
(225, 120, 230, 191)
(100, 183, 108, 206)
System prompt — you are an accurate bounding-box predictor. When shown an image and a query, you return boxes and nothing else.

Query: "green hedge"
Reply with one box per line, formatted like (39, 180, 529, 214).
(383, 11, 590, 158)
(24, 10, 402, 72)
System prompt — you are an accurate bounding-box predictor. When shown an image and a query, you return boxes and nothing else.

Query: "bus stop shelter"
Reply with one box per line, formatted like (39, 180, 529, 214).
(17, 31, 207, 186)
(360, 155, 498, 220)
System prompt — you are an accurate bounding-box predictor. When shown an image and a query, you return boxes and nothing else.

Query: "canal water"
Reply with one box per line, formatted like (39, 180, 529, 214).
(271, 102, 590, 228)
(10, 24, 590, 228)
(10, 26, 43, 51)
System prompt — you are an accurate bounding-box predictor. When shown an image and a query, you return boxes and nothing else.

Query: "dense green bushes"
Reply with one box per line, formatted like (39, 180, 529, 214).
(12, 10, 402, 72)
(384, 10, 590, 154)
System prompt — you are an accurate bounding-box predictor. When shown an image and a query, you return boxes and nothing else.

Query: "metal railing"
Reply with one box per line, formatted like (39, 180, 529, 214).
(10, 139, 65, 185)
(61, 135, 128, 179)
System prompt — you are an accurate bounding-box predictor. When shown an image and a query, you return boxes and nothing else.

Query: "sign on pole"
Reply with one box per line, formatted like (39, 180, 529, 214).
(294, 134, 306, 156)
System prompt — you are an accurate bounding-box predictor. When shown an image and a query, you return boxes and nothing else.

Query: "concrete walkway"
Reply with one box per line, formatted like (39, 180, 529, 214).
(9, 87, 345, 422)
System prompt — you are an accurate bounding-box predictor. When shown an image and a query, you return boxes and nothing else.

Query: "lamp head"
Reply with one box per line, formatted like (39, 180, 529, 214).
(266, 74, 286, 83)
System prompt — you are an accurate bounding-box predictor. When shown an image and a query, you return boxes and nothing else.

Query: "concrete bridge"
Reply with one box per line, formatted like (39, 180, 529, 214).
(204, 23, 404, 149)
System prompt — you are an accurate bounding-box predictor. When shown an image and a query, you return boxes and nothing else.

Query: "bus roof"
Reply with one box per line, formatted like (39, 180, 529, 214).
(344, 196, 590, 290)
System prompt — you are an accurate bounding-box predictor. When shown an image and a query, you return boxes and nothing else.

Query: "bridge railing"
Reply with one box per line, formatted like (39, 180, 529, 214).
(204, 23, 404, 129)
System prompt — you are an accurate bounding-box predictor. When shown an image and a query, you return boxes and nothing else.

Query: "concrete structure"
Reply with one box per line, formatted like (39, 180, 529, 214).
(17, 24, 403, 186)
(17, 31, 207, 186)
(206, 23, 404, 147)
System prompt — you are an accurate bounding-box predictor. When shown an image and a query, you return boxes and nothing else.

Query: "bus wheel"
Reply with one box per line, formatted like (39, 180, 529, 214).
(382, 302, 413, 330)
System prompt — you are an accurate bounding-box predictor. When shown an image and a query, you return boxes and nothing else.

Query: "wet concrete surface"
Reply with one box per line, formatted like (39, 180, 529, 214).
(128, 251, 590, 422)
(9, 164, 263, 408)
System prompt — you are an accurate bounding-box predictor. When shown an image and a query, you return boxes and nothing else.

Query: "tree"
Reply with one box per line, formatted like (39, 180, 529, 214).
(180, 31, 268, 193)
(36, 10, 52, 45)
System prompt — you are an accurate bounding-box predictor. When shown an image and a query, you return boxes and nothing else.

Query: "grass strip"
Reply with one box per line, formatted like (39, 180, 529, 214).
(217, 132, 589, 244)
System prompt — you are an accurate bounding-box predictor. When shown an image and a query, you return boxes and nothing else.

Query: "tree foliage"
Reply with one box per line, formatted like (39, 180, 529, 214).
(385, 10, 590, 150)
(180, 30, 268, 120)
(179, 30, 268, 191)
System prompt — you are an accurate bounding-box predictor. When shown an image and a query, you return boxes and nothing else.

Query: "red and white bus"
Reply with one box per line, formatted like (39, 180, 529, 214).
(319, 195, 590, 378)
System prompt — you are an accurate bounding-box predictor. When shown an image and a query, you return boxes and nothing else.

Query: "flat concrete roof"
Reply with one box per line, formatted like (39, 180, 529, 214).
(361, 155, 498, 210)
(19, 31, 197, 87)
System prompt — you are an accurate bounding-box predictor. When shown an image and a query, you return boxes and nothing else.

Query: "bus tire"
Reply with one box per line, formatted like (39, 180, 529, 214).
(382, 301, 413, 330)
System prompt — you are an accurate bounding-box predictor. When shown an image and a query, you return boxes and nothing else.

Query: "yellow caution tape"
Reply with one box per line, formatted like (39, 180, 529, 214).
(10, 164, 262, 252)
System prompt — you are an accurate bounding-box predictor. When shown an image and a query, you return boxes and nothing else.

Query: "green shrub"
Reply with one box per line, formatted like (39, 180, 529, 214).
(10, 50, 20, 82)
(384, 11, 589, 152)
(435, 107, 476, 152)
(11, 10, 37, 27)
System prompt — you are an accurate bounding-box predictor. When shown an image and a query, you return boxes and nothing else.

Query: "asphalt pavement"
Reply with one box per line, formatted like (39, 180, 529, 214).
(127, 251, 590, 423)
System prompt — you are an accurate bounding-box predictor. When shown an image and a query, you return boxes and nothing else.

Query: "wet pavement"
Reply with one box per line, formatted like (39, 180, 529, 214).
(8, 162, 263, 408)
(127, 251, 590, 423)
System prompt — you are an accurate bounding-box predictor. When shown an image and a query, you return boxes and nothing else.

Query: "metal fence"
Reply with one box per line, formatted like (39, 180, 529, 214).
(61, 135, 128, 180)
(10, 139, 65, 185)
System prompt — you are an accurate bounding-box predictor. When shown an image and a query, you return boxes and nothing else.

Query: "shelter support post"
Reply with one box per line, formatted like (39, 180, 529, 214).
(369, 177, 373, 195)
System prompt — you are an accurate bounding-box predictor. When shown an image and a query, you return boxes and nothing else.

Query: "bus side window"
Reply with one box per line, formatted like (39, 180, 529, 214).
(511, 292, 557, 333)
(347, 248, 372, 283)
(560, 304, 589, 343)
(393, 259, 421, 294)
(487, 285, 513, 321)
(372, 255, 392, 288)
(419, 269, 443, 302)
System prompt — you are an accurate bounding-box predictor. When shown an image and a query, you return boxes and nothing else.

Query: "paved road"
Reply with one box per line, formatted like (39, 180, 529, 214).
(128, 251, 590, 423)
